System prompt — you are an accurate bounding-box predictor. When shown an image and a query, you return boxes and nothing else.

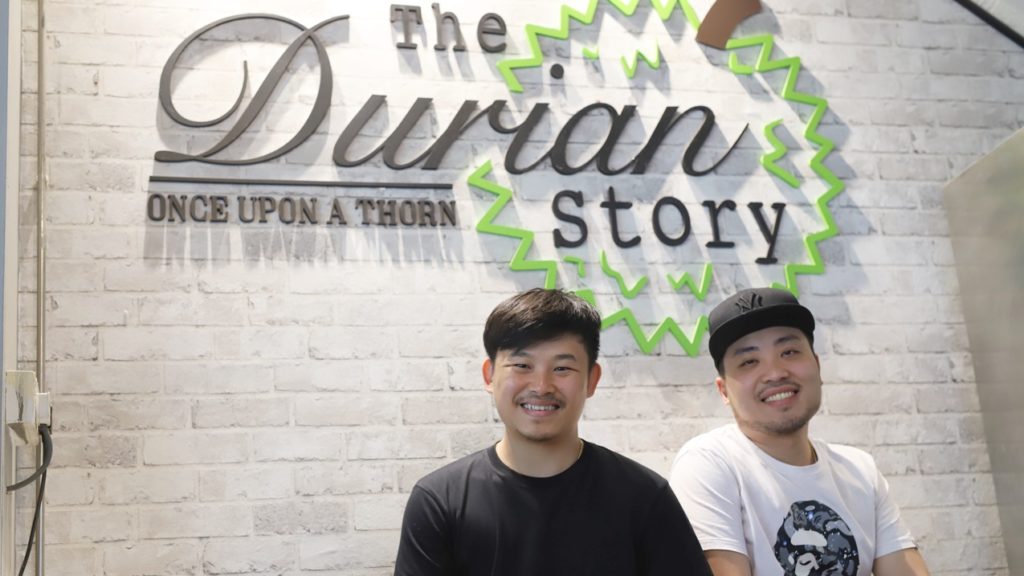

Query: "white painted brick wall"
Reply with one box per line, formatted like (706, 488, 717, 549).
(138, 505, 252, 539)
(253, 429, 347, 462)
(103, 542, 200, 576)
(199, 467, 294, 502)
(16, 0, 1021, 573)
(98, 469, 196, 504)
(143, 432, 248, 465)
(295, 395, 400, 427)
(43, 507, 135, 545)
(295, 462, 396, 496)
(202, 538, 294, 575)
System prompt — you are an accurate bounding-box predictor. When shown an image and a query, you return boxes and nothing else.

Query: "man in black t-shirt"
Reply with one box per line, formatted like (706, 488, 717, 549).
(394, 289, 711, 576)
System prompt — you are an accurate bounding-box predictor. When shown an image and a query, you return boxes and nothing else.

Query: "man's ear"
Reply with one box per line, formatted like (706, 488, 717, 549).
(586, 363, 602, 398)
(715, 376, 730, 405)
(482, 358, 494, 393)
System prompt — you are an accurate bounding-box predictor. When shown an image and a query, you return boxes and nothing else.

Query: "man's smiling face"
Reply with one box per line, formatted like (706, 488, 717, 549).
(716, 325, 822, 440)
(483, 333, 600, 446)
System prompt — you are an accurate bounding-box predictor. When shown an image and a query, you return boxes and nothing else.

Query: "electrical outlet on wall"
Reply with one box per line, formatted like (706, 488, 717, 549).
(4, 371, 49, 447)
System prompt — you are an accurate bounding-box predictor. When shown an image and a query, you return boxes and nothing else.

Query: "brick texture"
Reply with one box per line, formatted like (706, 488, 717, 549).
(16, 0, 1019, 573)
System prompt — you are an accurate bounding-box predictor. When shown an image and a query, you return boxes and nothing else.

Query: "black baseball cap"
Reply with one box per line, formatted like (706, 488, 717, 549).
(708, 287, 815, 370)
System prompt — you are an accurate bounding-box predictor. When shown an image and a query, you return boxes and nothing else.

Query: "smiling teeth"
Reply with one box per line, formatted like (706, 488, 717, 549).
(522, 403, 557, 411)
(764, 391, 795, 402)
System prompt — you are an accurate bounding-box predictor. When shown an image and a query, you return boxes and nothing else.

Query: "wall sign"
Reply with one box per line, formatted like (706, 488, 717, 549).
(148, 0, 844, 355)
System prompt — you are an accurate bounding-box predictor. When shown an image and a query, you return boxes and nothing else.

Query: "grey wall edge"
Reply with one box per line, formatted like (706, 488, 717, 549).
(943, 128, 1024, 575)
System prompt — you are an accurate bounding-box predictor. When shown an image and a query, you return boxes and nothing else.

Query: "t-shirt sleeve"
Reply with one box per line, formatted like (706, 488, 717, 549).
(669, 446, 748, 556)
(393, 485, 455, 576)
(638, 484, 713, 576)
(872, 463, 917, 557)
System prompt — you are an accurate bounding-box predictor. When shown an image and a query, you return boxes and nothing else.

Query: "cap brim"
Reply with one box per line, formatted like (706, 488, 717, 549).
(709, 304, 815, 366)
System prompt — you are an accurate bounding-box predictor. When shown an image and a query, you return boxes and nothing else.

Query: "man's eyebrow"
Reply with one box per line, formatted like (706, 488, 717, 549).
(774, 334, 800, 346)
(731, 331, 803, 357)
(730, 344, 759, 357)
(504, 351, 580, 362)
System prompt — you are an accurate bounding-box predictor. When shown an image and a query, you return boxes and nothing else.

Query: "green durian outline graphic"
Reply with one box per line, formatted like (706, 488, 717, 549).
(472, 0, 844, 356)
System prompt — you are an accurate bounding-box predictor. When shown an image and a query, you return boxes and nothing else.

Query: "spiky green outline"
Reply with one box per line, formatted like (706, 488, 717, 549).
(603, 310, 708, 355)
(727, 34, 844, 296)
(600, 251, 648, 298)
(469, 162, 709, 356)
(496, 0, 700, 93)
(478, 18, 843, 355)
(470, 161, 558, 289)
(563, 255, 587, 277)
(761, 119, 800, 188)
(621, 45, 661, 78)
(667, 263, 713, 301)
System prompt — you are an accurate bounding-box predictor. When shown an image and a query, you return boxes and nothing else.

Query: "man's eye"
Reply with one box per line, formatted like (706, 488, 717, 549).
(782, 349, 800, 357)
(738, 358, 756, 367)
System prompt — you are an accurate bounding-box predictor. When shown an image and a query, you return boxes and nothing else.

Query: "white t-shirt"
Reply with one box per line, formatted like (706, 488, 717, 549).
(669, 424, 916, 576)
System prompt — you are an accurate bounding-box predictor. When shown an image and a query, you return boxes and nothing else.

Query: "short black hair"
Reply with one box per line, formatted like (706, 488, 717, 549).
(483, 288, 601, 366)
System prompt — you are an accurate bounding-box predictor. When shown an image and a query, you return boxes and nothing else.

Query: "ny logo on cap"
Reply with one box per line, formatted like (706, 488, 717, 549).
(735, 293, 764, 313)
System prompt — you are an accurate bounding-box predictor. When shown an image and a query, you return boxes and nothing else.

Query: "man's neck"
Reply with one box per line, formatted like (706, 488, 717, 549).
(741, 425, 816, 467)
(495, 434, 584, 478)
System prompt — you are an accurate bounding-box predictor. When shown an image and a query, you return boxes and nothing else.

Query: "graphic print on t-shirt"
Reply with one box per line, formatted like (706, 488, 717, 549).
(773, 500, 860, 576)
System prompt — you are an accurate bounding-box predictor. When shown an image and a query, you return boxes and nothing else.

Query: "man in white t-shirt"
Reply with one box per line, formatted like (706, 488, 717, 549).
(669, 287, 930, 576)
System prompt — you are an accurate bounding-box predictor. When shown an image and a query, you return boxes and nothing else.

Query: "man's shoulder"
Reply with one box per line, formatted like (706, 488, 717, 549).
(669, 425, 748, 482)
(677, 424, 744, 458)
(819, 440, 881, 476)
(586, 442, 669, 490)
(414, 447, 493, 494)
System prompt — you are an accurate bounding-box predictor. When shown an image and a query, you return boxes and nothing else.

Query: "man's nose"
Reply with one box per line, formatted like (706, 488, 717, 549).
(527, 370, 557, 393)
(761, 357, 790, 382)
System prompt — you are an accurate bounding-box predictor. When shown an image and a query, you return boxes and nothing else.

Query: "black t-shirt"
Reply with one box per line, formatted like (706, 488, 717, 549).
(394, 441, 711, 576)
